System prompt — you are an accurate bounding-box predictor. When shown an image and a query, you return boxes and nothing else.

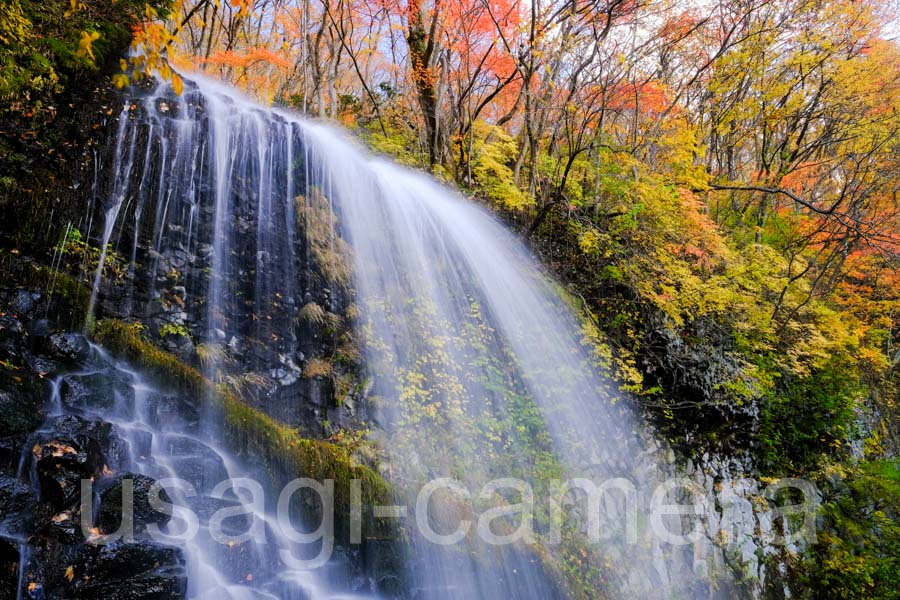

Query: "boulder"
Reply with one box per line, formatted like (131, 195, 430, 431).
(95, 473, 171, 535)
(144, 391, 198, 432)
(33, 333, 90, 366)
(0, 370, 47, 437)
(0, 537, 20, 600)
(59, 370, 132, 414)
(185, 495, 253, 537)
(27, 540, 187, 600)
(0, 475, 35, 534)
(10, 289, 39, 317)
(34, 416, 127, 508)
(158, 434, 228, 494)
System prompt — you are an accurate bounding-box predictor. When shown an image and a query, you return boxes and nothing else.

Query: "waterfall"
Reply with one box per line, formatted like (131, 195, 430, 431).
(74, 74, 713, 599)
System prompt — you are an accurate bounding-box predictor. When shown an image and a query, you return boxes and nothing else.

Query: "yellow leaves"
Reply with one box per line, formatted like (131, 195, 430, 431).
(0, 0, 32, 48)
(577, 228, 602, 256)
(171, 72, 183, 95)
(470, 122, 531, 210)
(64, 0, 85, 19)
(112, 73, 130, 89)
(37, 441, 77, 457)
(65, 565, 75, 582)
(77, 30, 100, 62)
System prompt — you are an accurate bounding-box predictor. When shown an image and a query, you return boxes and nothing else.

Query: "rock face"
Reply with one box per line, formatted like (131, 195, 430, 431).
(34, 332, 91, 366)
(0, 291, 187, 600)
(95, 473, 172, 535)
(34, 416, 127, 508)
(639, 313, 758, 448)
(0, 538, 20, 600)
(612, 436, 815, 599)
(22, 540, 187, 600)
(0, 281, 403, 598)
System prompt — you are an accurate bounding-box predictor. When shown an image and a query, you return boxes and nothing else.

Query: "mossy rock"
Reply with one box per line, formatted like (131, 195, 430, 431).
(90, 319, 392, 514)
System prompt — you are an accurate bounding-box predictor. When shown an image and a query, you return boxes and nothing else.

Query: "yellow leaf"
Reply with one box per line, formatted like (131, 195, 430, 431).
(65, 566, 74, 582)
(112, 73, 130, 89)
(77, 30, 100, 61)
(171, 73, 184, 96)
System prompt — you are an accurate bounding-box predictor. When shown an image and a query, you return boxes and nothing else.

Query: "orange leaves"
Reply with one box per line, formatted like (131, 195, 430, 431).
(658, 9, 701, 42)
(199, 47, 291, 101)
(672, 188, 728, 269)
(607, 80, 669, 114)
(230, 0, 254, 16)
(203, 47, 291, 71)
(171, 72, 184, 95)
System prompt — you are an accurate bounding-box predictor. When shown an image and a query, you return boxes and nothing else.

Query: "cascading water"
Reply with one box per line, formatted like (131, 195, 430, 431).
(67, 73, 720, 599)
(15, 343, 377, 599)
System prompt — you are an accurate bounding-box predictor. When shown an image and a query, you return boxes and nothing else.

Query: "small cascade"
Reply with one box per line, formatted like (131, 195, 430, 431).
(13, 342, 376, 599)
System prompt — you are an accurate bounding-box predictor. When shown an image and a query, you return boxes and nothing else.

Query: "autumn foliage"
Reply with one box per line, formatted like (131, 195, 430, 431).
(120, 0, 898, 464)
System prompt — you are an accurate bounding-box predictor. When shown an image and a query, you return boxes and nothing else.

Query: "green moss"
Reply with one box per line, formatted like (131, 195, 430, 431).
(92, 320, 205, 395)
(217, 385, 391, 510)
(13, 260, 92, 318)
(91, 319, 391, 513)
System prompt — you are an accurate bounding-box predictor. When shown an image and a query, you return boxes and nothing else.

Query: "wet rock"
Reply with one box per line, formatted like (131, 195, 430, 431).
(34, 416, 126, 508)
(26, 318, 50, 339)
(364, 539, 406, 597)
(307, 377, 334, 408)
(0, 537, 20, 600)
(95, 473, 171, 535)
(121, 427, 153, 462)
(11, 289, 40, 318)
(60, 370, 132, 414)
(158, 435, 228, 494)
(185, 495, 253, 536)
(0, 370, 47, 437)
(144, 391, 198, 432)
(168, 250, 187, 269)
(34, 333, 90, 366)
(42, 540, 187, 599)
(36, 446, 96, 509)
(0, 436, 23, 473)
(0, 475, 35, 531)
(0, 315, 26, 356)
(38, 505, 85, 545)
(23, 353, 60, 381)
